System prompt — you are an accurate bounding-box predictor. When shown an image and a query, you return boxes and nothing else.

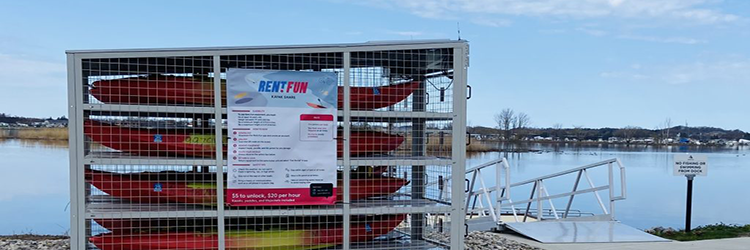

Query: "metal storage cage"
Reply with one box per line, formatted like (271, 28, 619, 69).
(67, 40, 469, 250)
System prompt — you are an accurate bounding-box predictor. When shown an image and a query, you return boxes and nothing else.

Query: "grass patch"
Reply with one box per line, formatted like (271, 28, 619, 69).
(0, 128, 68, 140)
(647, 224, 750, 241)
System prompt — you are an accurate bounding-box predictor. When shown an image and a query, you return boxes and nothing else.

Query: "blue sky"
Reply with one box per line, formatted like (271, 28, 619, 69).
(1, 0, 749, 131)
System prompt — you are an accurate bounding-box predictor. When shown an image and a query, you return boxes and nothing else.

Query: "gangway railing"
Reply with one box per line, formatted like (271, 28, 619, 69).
(465, 158, 627, 225)
(465, 158, 510, 223)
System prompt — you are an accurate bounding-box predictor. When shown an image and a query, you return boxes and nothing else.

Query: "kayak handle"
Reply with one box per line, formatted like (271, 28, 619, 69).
(425, 92, 429, 105)
(467, 85, 472, 99)
(466, 131, 471, 146)
(465, 178, 470, 193)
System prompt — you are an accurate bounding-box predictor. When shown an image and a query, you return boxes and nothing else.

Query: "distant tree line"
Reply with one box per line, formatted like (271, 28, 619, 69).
(473, 111, 750, 142)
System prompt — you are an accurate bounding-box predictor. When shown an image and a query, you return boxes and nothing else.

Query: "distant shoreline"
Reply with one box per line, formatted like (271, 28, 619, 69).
(475, 139, 749, 148)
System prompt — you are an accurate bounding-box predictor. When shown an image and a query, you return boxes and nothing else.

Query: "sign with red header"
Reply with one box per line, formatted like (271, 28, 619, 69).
(226, 69, 338, 206)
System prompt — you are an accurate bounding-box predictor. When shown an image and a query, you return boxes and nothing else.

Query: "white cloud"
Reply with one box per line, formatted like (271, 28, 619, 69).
(617, 34, 707, 44)
(570, 27, 706, 45)
(364, 0, 741, 24)
(660, 60, 750, 84)
(471, 17, 511, 27)
(388, 31, 425, 36)
(600, 71, 649, 80)
(539, 29, 567, 34)
(576, 27, 607, 37)
(600, 58, 750, 85)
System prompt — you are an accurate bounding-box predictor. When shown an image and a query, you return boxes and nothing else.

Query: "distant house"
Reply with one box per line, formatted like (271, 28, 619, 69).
(739, 139, 750, 146)
(608, 137, 620, 143)
(49, 120, 68, 127)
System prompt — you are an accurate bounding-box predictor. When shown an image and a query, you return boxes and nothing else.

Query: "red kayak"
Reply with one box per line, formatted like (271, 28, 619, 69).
(95, 215, 346, 234)
(90, 75, 419, 110)
(95, 214, 392, 234)
(90, 214, 405, 250)
(84, 120, 404, 157)
(86, 169, 409, 205)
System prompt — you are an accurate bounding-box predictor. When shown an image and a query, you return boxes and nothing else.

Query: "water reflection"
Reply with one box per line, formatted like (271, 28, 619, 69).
(2, 138, 69, 148)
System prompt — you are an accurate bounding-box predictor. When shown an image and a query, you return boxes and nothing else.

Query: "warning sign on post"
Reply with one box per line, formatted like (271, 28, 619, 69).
(226, 69, 338, 206)
(674, 154, 708, 176)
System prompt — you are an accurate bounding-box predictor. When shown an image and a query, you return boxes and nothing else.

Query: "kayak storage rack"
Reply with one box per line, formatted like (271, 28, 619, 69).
(67, 40, 470, 249)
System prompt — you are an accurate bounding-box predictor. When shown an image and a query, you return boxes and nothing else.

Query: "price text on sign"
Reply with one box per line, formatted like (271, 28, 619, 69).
(673, 154, 708, 176)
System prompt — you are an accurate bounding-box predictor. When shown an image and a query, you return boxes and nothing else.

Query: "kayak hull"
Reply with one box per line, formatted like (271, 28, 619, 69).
(84, 120, 404, 157)
(90, 214, 405, 250)
(86, 169, 409, 206)
(90, 75, 419, 110)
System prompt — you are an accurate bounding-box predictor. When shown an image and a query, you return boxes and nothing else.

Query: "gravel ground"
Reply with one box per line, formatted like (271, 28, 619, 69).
(428, 231, 544, 250)
(0, 232, 541, 250)
(0, 239, 69, 250)
(0, 235, 69, 250)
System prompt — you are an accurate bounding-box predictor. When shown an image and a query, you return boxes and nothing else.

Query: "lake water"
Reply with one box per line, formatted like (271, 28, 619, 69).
(0, 139, 70, 235)
(0, 139, 748, 234)
(468, 142, 750, 230)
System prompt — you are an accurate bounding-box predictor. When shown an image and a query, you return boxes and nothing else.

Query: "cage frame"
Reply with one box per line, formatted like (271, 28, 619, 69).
(67, 40, 469, 249)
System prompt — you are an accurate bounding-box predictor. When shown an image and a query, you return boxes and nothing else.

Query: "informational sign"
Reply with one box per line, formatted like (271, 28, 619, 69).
(674, 154, 708, 176)
(226, 69, 338, 206)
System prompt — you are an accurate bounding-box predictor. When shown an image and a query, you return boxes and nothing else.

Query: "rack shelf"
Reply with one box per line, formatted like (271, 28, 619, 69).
(86, 196, 450, 219)
(84, 152, 453, 166)
(83, 103, 453, 121)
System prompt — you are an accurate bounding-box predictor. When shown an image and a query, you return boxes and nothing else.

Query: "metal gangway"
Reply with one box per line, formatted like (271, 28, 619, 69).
(465, 158, 667, 243)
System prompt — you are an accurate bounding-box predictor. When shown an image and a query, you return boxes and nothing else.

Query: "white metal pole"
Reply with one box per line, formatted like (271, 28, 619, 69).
(617, 158, 627, 199)
(478, 171, 497, 222)
(450, 42, 469, 250)
(66, 53, 80, 250)
(342, 51, 352, 249)
(608, 162, 615, 220)
(537, 180, 543, 220)
(72, 55, 87, 250)
(495, 161, 502, 222)
(541, 184, 559, 220)
(212, 55, 226, 250)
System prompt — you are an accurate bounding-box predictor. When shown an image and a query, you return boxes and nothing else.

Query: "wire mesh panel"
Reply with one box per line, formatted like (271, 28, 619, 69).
(69, 41, 467, 250)
(79, 56, 222, 250)
(346, 48, 455, 249)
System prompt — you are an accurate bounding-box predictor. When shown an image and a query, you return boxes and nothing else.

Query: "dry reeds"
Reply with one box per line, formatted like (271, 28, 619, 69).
(404, 133, 494, 153)
(0, 128, 68, 140)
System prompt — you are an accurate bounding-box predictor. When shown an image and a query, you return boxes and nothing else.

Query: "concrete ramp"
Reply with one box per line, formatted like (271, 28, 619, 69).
(504, 221, 669, 243)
